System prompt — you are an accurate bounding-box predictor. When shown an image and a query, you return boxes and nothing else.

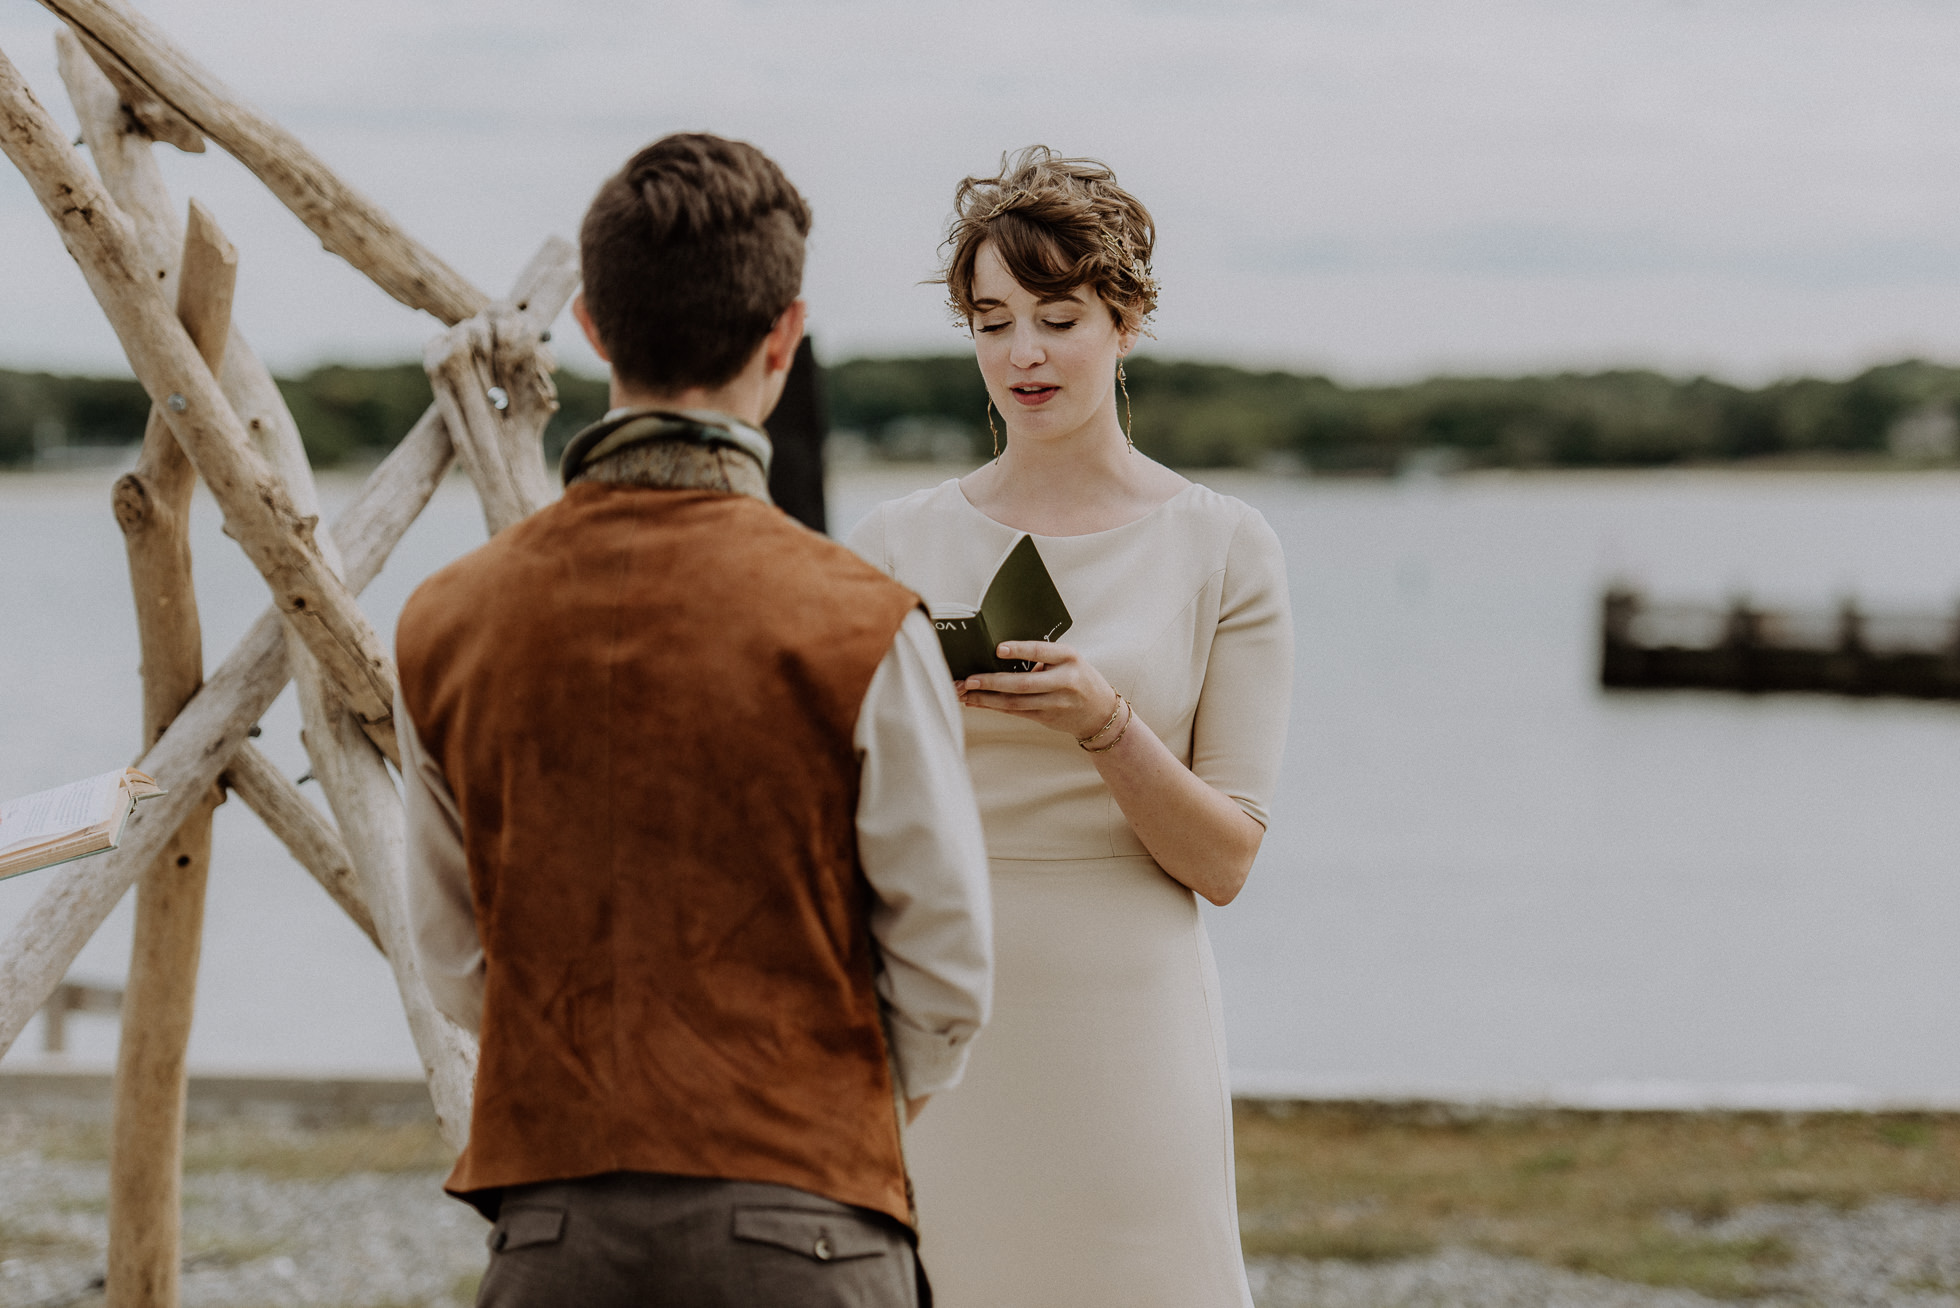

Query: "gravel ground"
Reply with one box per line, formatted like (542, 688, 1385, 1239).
(1250, 1200, 1960, 1308)
(9, 1146, 1960, 1307)
(0, 1153, 484, 1308)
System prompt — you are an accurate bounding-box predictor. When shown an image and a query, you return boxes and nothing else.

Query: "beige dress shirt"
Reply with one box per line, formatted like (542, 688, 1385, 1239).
(399, 607, 994, 1099)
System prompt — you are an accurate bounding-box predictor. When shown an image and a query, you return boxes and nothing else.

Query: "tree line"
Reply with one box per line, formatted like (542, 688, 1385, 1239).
(5, 356, 1958, 472)
(826, 356, 1960, 471)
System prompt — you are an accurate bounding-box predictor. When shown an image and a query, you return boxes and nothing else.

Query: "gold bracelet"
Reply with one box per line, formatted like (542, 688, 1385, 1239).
(1075, 694, 1125, 748)
(1082, 695, 1134, 754)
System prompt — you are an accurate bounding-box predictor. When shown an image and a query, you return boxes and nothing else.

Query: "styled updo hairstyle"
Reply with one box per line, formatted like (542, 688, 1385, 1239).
(936, 146, 1158, 335)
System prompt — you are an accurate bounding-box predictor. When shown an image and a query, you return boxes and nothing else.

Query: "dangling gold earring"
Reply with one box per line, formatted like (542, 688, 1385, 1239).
(986, 400, 1002, 460)
(1117, 361, 1135, 453)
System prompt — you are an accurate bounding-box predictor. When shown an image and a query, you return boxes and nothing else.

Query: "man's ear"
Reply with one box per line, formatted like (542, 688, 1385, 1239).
(764, 299, 808, 376)
(573, 293, 612, 363)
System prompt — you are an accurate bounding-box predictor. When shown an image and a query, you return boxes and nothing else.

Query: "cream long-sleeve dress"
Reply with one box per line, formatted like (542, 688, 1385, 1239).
(848, 478, 1293, 1308)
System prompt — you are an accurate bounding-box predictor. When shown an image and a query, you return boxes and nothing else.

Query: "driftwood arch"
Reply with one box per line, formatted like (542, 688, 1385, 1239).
(0, 2, 589, 1302)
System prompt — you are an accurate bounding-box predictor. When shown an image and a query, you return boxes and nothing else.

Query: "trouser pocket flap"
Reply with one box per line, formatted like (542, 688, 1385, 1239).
(732, 1207, 889, 1262)
(488, 1204, 566, 1252)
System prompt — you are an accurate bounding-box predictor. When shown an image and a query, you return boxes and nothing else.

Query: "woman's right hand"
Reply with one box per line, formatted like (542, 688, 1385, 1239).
(957, 641, 1120, 742)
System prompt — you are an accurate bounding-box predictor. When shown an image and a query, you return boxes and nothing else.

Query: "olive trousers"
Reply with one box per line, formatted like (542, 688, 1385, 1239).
(475, 1172, 927, 1308)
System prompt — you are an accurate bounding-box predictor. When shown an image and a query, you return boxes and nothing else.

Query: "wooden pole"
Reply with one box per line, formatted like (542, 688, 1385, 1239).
(58, 26, 380, 946)
(425, 304, 559, 535)
(0, 420, 439, 1062)
(0, 238, 577, 1066)
(58, 28, 339, 525)
(104, 198, 234, 1308)
(53, 28, 176, 294)
(63, 15, 388, 963)
(313, 295, 569, 1145)
(0, 43, 402, 764)
(222, 745, 377, 951)
(36, 0, 488, 324)
(297, 680, 477, 1148)
(61, 22, 202, 154)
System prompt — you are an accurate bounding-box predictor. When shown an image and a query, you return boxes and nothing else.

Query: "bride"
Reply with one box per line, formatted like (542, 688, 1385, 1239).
(847, 147, 1293, 1307)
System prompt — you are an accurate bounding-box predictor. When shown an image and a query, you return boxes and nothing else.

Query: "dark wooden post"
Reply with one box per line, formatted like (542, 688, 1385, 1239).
(1598, 586, 1642, 688)
(1829, 598, 1868, 694)
(1721, 597, 1764, 692)
(767, 336, 828, 533)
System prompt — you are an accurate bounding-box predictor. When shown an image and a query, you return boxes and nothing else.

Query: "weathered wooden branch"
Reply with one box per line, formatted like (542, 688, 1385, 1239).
(0, 609, 280, 1065)
(309, 241, 580, 1135)
(287, 255, 575, 1148)
(59, 28, 334, 530)
(35, 0, 487, 324)
(65, 21, 201, 154)
(0, 44, 402, 764)
(223, 744, 376, 951)
(114, 203, 230, 751)
(0, 432, 438, 1063)
(55, 27, 175, 292)
(64, 24, 402, 1047)
(298, 283, 576, 1145)
(104, 196, 233, 1308)
(298, 680, 476, 1149)
(269, 303, 482, 1150)
(425, 304, 560, 535)
(0, 240, 578, 1065)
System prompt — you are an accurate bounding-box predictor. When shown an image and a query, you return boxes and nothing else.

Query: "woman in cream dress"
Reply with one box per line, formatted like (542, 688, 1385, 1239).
(847, 148, 1293, 1308)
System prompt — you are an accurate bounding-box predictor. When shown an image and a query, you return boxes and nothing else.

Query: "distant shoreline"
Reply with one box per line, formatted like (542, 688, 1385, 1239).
(10, 355, 1960, 473)
(8, 452, 1960, 482)
(9, 1066, 1960, 1120)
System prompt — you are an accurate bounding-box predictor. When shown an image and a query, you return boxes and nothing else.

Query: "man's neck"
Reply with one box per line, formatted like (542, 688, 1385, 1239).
(610, 376, 768, 429)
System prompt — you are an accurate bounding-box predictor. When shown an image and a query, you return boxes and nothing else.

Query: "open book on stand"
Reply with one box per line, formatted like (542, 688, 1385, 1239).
(0, 768, 166, 882)
(930, 534, 1073, 681)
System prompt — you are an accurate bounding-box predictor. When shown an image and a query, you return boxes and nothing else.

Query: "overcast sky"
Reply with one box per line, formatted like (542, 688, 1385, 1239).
(2, 0, 1958, 383)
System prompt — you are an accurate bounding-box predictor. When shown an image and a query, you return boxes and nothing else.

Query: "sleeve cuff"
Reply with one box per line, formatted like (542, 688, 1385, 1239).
(887, 1011, 978, 1099)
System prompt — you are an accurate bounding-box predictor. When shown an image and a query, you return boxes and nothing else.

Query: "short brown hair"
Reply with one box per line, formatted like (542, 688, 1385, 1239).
(936, 146, 1157, 334)
(579, 133, 811, 392)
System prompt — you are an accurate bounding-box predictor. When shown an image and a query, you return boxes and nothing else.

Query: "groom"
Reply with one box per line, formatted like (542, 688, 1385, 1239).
(394, 133, 992, 1306)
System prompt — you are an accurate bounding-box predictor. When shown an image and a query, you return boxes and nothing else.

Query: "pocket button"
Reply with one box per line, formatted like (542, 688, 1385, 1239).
(813, 1236, 833, 1262)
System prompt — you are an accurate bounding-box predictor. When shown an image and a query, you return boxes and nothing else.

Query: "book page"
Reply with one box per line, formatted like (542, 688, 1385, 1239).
(979, 535, 1073, 647)
(0, 771, 124, 857)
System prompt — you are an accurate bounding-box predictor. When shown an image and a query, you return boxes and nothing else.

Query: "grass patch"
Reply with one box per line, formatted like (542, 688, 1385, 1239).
(0, 1218, 92, 1260)
(180, 1122, 452, 1179)
(1900, 1271, 1960, 1293)
(21, 1120, 111, 1164)
(1241, 1220, 1434, 1264)
(1565, 1232, 1791, 1298)
(1234, 1103, 1960, 1296)
(9, 1118, 451, 1179)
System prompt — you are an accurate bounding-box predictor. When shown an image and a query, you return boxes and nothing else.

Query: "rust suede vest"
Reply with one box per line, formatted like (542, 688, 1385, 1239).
(396, 482, 923, 1222)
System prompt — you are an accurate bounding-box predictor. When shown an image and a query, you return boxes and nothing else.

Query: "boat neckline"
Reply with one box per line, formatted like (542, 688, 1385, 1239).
(947, 477, 1200, 540)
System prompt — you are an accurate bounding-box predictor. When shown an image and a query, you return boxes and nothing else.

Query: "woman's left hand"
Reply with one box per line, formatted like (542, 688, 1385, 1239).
(957, 642, 1120, 741)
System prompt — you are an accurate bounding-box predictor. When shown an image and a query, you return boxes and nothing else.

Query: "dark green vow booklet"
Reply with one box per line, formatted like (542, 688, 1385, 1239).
(930, 535, 1073, 680)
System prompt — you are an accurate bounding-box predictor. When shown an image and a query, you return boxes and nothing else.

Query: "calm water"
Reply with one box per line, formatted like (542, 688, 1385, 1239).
(5, 463, 1960, 1104)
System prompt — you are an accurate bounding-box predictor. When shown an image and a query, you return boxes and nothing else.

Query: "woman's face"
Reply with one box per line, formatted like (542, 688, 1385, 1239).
(969, 241, 1133, 446)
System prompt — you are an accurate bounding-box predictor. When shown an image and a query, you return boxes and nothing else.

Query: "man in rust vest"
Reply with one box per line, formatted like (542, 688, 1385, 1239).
(394, 133, 992, 1306)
